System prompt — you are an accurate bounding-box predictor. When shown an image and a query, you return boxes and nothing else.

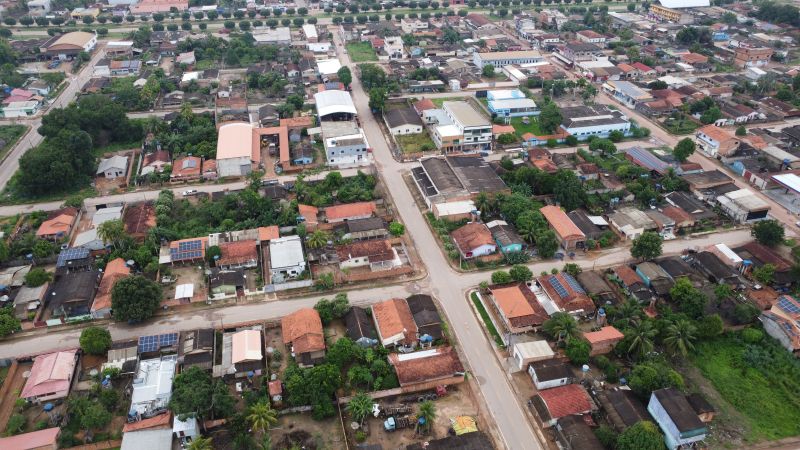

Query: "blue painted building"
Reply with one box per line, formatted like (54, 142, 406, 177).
(487, 89, 539, 118)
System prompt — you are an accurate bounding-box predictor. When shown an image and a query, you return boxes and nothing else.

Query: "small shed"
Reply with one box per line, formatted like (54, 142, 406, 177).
(583, 326, 624, 356)
(511, 340, 554, 372)
(175, 283, 194, 301)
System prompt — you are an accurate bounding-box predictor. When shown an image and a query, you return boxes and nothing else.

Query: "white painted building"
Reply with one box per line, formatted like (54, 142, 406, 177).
(216, 122, 254, 178)
(473, 50, 544, 68)
(561, 105, 631, 140)
(269, 236, 306, 282)
(1, 101, 39, 118)
(528, 360, 573, 390)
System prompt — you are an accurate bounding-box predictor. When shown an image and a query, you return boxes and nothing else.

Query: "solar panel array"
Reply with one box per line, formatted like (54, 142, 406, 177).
(138, 333, 179, 353)
(564, 274, 586, 294)
(548, 276, 569, 299)
(171, 239, 203, 260)
(778, 297, 800, 315)
(57, 247, 91, 267)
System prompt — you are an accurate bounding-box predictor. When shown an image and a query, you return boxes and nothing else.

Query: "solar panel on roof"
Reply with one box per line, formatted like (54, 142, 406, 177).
(138, 333, 179, 353)
(778, 297, 800, 315)
(564, 274, 585, 294)
(549, 276, 568, 298)
(159, 333, 178, 347)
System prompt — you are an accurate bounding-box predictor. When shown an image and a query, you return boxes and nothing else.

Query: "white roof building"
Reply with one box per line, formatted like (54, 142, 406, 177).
(302, 24, 318, 41)
(92, 206, 123, 227)
(317, 59, 342, 76)
(269, 235, 306, 280)
(314, 90, 357, 118)
(129, 355, 177, 417)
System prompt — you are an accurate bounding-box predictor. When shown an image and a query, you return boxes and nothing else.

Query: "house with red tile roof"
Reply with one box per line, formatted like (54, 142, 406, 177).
(258, 225, 280, 242)
(323, 201, 376, 223)
(540, 206, 585, 250)
(537, 272, 596, 316)
(217, 240, 258, 270)
(371, 298, 418, 348)
(281, 308, 326, 367)
(91, 258, 130, 319)
(532, 383, 595, 427)
(451, 222, 496, 259)
(413, 98, 436, 116)
(123, 203, 156, 243)
(631, 62, 655, 77)
(388, 346, 465, 387)
(171, 156, 203, 180)
(298, 204, 320, 229)
(336, 239, 400, 271)
(489, 283, 549, 334)
(20, 349, 79, 401)
(583, 326, 624, 356)
(36, 208, 80, 241)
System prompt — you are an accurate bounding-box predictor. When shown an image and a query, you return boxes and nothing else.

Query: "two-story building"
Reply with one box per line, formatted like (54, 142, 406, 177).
(432, 101, 492, 153)
(695, 124, 740, 158)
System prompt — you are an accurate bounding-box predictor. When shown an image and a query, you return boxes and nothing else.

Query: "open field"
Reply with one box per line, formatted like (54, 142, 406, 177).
(346, 42, 378, 62)
(396, 132, 435, 154)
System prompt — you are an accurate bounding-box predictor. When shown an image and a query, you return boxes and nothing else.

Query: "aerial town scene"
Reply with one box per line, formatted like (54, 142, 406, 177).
(0, 0, 799, 449)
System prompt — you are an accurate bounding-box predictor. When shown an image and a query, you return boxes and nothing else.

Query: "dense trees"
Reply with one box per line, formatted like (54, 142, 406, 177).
(16, 96, 141, 198)
(170, 366, 236, 421)
(314, 294, 350, 324)
(538, 101, 563, 134)
(669, 278, 707, 319)
(111, 276, 162, 323)
(616, 421, 665, 450)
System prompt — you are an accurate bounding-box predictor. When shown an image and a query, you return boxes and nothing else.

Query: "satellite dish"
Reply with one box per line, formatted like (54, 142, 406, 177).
(22, 371, 31, 379)
(350, 422, 360, 430)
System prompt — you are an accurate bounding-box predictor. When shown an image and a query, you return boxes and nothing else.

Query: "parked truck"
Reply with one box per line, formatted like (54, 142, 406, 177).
(384, 415, 416, 431)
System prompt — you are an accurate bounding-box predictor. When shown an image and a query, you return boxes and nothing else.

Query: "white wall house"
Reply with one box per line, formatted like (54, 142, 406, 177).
(473, 50, 544, 68)
(648, 388, 708, 450)
(528, 361, 573, 390)
(269, 236, 306, 282)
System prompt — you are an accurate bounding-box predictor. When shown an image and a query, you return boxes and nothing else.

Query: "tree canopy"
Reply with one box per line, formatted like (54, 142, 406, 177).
(79, 327, 112, 355)
(111, 276, 162, 323)
(752, 220, 785, 247)
(170, 366, 236, 421)
(631, 232, 663, 261)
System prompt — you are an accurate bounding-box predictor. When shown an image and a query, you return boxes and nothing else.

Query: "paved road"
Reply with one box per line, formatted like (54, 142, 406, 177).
(0, 45, 107, 192)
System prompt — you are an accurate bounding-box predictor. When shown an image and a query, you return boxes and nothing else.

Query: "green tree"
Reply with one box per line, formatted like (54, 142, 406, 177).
(315, 273, 335, 291)
(247, 401, 278, 433)
(307, 230, 331, 249)
(663, 319, 697, 357)
(482, 64, 495, 78)
(625, 320, 658, 360)
(753, 263, 776, 285)
(369, 88, 387, 111)
(736, 125, 747, 136)
(509, 265, 533, 282)
(79, 402, 112, 431)
(542, 312, 579, 342)
(79, 327, 112, 355)
(700, 106, 722, 124)
(617, 421, 665, 450)
(346, 393, 373, 425)
(734, 303, 761, 325)
(170, 366, 236, 421)
(5, 413, 24, 435)
(314, 293, 350, 324)
(563, 263, 581, 277)
(697, 314, 724, 339)
(713, 283, 734, 304)
(417, 400, 437, 433)
(111, 276, 162, 323)
(24, 268, 52, 287)
(491, 270, 512, 284)
(553, 171, 586, 211)
(389, 221, 405, 236)
(631, 232, 662, 261)
(673, 138, 696, 162)
(565, 338, 591, 365)
(535, 230, 559, 258)
(97, 218, 126, 250)
(337, 66, 352, 88)
(751, 220, 784, 247)
(669, 278, 707, 319)
(0, 307, 20, 337)
(538, 102, 563, 134)
(187, 437, 214, 450)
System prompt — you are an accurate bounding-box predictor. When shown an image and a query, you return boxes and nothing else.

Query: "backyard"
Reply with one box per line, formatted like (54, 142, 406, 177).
(663, 113, 699, 135)
(396, 132, 436, 154)
(346, 42, 378, 62)
(510, 117, 543, 136)
(690, 331, 800, 443)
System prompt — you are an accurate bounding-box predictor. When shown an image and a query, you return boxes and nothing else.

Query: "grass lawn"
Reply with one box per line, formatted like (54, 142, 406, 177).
(93, 139, 141, 157)
(395, 132, 435, 154)
(0, 125, 28, 161)
(663, 115, 699, 135)
(345, 42, 378, 62)
(510, 116, 543, 136)
(691, 334, 800, 442)
(470, 292, 504, 348)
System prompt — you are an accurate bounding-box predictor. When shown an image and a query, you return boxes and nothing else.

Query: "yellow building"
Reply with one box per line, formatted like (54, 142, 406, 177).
(649, 4, 692, 24)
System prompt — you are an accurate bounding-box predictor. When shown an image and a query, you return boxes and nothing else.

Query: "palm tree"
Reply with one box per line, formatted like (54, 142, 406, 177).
(346, 393, 373, 426)
(417, 400, 437, 434)
(97, 219, 125, 250)
(247, 401, 278, 433)
(663, 319, 697, 357)
(626, 320, 658, 360)
(612, 299, 643, 329)
(542, 312, 579, 342)
(474, 192, 494, 217)
(187, 437, 214, 450)
(306, 230, 331, 249)
(517, 223, 537, 245)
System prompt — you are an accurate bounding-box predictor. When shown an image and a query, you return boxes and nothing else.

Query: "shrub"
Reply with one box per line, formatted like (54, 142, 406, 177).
(491, 270, 512, 284)
(742, 327, 764, 343)
(565, 339, 591, 365)
(80, 327, 112, 355)
(594, 424, 618, 449)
